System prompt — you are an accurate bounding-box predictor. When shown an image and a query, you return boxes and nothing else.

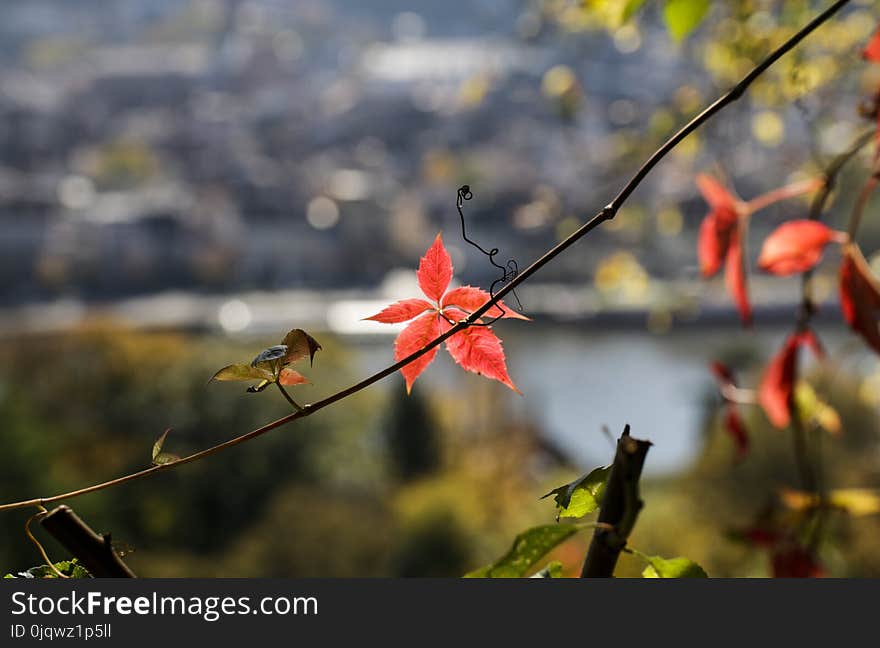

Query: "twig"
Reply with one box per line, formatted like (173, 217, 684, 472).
(580, 425, 652, 578)
(0, 0, 852, 514)
(39, 505, 136, 578)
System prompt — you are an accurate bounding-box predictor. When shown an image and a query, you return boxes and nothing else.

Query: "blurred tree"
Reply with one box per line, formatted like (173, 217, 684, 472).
(384, 388, 441, 482)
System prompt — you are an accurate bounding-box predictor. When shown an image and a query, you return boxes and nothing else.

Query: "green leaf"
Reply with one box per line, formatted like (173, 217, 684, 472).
(152, 428, 170, 463)
(152, 452, 180, 466)
(663, 0, 709, 42)
(620, 0, 647, 23)
(464, 524, 579, 578)
(281, 329, 322, 367)
(5, 559, 91, 579)
(530, 561, 564, 578)
(542, 465, 611, 520)
(210, 363, 272, 383)
(640, 554, 708, 578)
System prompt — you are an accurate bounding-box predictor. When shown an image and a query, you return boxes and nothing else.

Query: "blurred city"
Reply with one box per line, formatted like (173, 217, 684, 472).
(1, 0, 879, 577)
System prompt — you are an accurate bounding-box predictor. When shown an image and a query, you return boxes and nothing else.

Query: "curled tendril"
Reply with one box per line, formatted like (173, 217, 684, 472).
(456, 185, 523, 326)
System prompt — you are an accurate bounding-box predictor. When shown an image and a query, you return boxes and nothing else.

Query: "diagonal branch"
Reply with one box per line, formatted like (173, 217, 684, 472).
(0, 0, 853, 513)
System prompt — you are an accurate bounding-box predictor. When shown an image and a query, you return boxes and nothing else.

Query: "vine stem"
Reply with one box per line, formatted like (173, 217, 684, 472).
(0, 0, 853, 514)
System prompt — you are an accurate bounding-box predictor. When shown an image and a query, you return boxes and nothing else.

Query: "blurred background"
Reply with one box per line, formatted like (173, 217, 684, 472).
(1, 0, 880, 577)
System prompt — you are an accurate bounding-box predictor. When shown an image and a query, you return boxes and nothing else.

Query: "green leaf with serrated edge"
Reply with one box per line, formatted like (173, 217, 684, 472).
(152, 429, 170, 462)
(663, 0, 709, 42)
(530, 561, 564, 578)
(464, 524, 579, 578)
(542, 465, 611, 520)
(620, 0, 647, 23)
(210, 363, 273, 383)
(638, 553, 708, 578)
(281, 329, 322, 367)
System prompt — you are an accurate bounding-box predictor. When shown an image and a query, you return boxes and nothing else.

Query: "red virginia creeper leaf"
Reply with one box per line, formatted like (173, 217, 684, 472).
(863, 27, 880, 62)
(417, 233, 453, 302)
(724, 225, 752, 326)
(364, 298, 434, 324)
(441, 286, 529, 320)
(758, 330, 823, 428)
(840, 244, 880, 355)
(279, 368, 309, 386)
(441, 308, 520, 393)
(696, 174, 739, 226)
(757, 220, 841, 275)
(394, 311, 443, 393)
(698, 214, 727, 277)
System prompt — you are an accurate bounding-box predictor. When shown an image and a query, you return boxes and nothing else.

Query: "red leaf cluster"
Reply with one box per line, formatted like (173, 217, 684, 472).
(696, 175, 750, 325)
(366, 234, 526, 393)
(758, 330, 824, 429)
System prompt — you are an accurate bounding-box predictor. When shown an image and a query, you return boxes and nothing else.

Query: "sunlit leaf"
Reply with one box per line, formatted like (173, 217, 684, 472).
(442, 308, 520, 393)
(152, 452, 180, 466)
(541, 465, 611, 520)
(210, 363, 272, 383)
(640, 554, 708, 578)
(4, 559, 91, 579)
(152, 428, 170, 463)
(280, 329, 322, 367)
(417, 233, 453, 302)
(663, 0, 710, 42)
(759, 330, 824, 428)
(279, 368, 309, 386)
(463, 524, 579, 578)
(794, 382, 841, 435)
(530, 561, 564, 578)
(758, 220, 841, 276)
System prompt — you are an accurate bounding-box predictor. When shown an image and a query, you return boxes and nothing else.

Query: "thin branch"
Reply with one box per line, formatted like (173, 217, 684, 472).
(276, 383, 302, 411)
(0, 0, 852, 514)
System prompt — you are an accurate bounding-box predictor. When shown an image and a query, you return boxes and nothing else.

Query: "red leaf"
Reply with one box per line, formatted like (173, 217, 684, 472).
(441, 286, 529, 320)
(417, 233, 453, 303)
(771, 546, 824, 578)
(364, 298, 434, 323)
(757, 220, 840, 275)
(840, 244, 880, 355)
(697, 214, 727, 277)
(279, 368, 309, 386)
(723, 405, 749, 461)
(758, 330, 823, 428)
(863, 27, 880, 62)
(441, 309, 520, 393)
(724, 225, 752, 326)
(394, 312, 443, 393)
(696, 174, 739, 226)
